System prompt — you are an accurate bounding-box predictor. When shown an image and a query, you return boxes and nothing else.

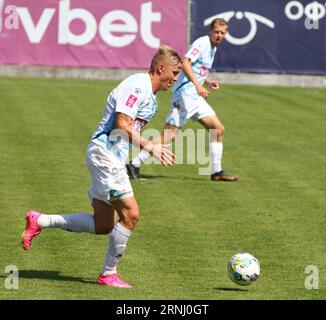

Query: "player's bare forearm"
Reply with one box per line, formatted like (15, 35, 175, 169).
(115, 112, 151, 151)
(183, 58, 209, 98)
(182, 58, 200, 88)
(115, 112, 175, 166)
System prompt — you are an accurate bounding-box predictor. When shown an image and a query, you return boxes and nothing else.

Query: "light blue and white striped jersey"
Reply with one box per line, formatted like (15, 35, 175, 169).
(172, 35, 217, 100)
(90, 73, 157, 162)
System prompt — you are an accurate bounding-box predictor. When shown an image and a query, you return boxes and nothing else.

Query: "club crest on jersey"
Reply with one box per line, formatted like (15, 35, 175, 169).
(135, 88, 142, 94)
(125, 94, 137, 108)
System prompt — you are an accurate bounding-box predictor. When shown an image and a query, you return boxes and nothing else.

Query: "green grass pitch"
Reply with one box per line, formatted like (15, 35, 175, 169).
(0, 76, 325, 300)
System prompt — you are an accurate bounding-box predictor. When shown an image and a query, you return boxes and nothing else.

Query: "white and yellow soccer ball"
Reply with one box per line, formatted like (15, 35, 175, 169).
(227, 252, 260, 286)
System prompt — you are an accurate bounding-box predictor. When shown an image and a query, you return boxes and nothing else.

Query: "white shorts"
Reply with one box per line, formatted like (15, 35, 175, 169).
(86, 142, 133, 205)
(165, 95, 215, 128)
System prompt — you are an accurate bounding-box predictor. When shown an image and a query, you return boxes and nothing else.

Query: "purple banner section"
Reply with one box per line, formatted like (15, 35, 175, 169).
(0, 0, 187, 68)
(191, 0, 326, 75)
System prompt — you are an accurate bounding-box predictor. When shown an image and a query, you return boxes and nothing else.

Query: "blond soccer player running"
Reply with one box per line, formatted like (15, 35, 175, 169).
(21, 46, 182, 288)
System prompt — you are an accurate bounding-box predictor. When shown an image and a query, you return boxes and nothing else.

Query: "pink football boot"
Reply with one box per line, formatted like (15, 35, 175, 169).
(22, 210, 42, 251)
(97, 274, 132, 288)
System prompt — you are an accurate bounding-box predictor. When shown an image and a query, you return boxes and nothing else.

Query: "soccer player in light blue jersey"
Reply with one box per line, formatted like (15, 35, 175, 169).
(22, 46, 182, 288)
(128, 19, 238, 182)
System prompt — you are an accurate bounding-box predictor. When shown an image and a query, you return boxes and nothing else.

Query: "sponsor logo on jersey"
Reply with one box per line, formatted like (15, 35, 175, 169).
(190, 47, 200, 57)
(125, 94, 138, 108)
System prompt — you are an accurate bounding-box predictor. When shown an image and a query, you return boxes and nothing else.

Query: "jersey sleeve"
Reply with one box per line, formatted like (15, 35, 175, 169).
(115, 78, 145, 120)
(185, 37, 204, 63)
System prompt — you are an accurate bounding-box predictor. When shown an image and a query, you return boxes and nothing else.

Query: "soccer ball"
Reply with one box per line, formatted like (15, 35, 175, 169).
(227, 252, 260, 286)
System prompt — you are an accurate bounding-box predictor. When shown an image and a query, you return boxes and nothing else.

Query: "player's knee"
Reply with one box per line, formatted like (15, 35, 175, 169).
(210, 125, 224, 141)
(163, 126, 178, 143)
(121, 208, 140, 230)
(95, 224, 113, 235)
(218, 124, 225, 137)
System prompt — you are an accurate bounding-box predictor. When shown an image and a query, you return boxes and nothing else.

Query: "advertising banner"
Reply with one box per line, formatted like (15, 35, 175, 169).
(191, 0, 326, 74)
(0, 0, 188, 68)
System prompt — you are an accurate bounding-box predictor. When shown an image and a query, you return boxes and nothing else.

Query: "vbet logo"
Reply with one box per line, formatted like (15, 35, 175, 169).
(203, 0, 326, 46)
(0, 0, 161, 48)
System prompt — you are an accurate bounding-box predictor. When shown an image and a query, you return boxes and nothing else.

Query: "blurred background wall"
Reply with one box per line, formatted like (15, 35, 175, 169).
(1, 0, 325, 86)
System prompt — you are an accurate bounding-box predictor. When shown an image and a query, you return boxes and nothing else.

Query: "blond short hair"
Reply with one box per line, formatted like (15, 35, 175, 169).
(209, 18, 229, 30)
(150, 45, 182, 73)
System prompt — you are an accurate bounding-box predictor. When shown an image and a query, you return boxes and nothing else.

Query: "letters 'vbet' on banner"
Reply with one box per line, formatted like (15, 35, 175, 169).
(0, 0, 188, 68)
(1, 0, 325, 74)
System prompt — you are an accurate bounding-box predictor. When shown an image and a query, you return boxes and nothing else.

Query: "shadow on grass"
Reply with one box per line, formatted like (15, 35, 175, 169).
(214, 287, 248, 292)
(1, 270, 96, 285)
(132, 174, 207, 182)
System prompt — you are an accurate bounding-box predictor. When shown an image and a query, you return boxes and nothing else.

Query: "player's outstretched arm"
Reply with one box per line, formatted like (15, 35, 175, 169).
(182, 58, 209, 99)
